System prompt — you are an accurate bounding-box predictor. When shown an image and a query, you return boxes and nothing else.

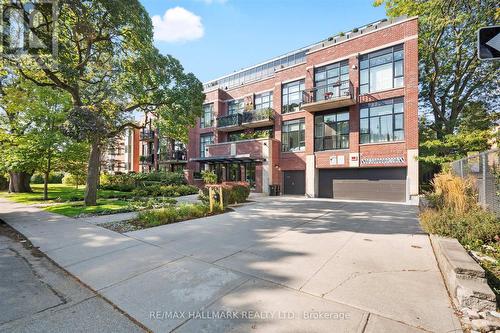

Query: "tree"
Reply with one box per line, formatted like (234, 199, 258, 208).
(375, 0, 499, 138)
(2, 0, 204, 205)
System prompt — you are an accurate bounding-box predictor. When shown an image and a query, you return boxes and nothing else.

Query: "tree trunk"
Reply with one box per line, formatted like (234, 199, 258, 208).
(43, 172, 49, 200)
(8, 171, 33, 193)
(43, 152, 51, 200)
(84, 141, 100, 206)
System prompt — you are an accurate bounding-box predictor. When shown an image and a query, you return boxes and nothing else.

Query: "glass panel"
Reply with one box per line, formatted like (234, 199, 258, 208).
(370, 104, 393, 116)
(369, 63, 393, 91)
(327, 68, 339, 77)
(393, 129, 404, 141)
(394, 49, 403, 61)
(360, 108, 369, 118)
(360, 84, 369, 95)
(394, 113, 404, 130)
(360, 133, 369, 144)
(337, 111, 349, 122)
(360, 69, 369, 85)
(360, 59, 369, 69)
(394, 60, 403, 77)
(315, 71, 326, 81)
(394, 101, 404, 114)
(394, 76, 404, 87)
(360, 118, 369, 134)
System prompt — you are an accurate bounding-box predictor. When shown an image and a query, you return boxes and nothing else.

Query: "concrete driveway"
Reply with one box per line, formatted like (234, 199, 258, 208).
(0, 197, 461, 332)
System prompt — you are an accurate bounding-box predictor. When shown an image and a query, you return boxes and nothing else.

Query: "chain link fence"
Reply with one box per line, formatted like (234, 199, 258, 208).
(450, 149, 500, 215)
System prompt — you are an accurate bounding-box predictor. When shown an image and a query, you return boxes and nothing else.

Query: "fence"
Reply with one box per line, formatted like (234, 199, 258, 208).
(450, 149, 500, 214)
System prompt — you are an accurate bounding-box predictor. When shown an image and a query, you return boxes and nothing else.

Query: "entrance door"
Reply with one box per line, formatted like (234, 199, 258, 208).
(283, 170, 305, 195)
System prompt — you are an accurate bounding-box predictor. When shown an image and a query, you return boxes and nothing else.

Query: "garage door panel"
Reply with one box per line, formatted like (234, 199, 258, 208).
(319, 168, 406, 202)
(332, 179, 406, 202)
(283, 171, 305, 195)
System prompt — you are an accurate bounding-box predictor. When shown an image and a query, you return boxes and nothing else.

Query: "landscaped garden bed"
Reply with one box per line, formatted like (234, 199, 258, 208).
(420, 172, 500, 302)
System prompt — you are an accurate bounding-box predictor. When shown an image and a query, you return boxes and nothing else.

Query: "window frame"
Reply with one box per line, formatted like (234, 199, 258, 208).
(281, 79, 305, 114)
(359, 97, 405, 144)
(254, 91, 273, 110)
(227, 99, 244, 115)
(199, 133, 214, 157)
(314, 60, 350, 101)
(200, 103, 214, 128)
(281, 118, 305, 152)
(314, 109, 350, 151)
(359, 44, 404, 94)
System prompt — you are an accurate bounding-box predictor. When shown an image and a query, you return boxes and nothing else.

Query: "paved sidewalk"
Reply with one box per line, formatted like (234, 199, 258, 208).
(0, 197, 461, 332)
(0, 222, 143, 333)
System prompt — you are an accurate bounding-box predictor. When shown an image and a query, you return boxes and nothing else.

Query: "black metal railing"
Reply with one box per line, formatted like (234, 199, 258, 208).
(242, 108, 274, 123)
(159, 150, 187, 161)
(140, 130, 155, 141)
(302, 81, 354, 104)
(216, 113, 242, 128)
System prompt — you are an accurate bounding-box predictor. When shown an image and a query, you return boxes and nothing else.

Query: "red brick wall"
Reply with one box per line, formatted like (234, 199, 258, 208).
(187, 17, 418, 183)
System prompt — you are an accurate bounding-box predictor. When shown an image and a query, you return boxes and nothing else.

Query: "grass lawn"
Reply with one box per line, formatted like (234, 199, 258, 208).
(0, 183, 133, 204)
(44, 199, 131, 217)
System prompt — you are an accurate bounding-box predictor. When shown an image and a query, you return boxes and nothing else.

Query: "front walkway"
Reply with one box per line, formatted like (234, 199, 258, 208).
(0, 197, 461, 332)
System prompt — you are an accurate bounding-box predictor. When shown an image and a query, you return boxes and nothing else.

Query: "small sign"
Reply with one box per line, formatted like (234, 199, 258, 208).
(329, 156, 337, 165)
(337, 155, 345, 165)
(478, 26, 500, 60)
(361, 157, 405, 165)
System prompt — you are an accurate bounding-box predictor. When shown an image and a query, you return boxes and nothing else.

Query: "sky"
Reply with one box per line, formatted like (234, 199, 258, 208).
(140, 0, 388, 83)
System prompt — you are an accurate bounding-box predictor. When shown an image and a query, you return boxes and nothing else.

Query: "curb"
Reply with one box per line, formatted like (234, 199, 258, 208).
(429, 234, 496, 312)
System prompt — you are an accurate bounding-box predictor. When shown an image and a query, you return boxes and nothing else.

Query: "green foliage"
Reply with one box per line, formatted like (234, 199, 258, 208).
(31, 173, 64, 184)
(420, 172, 500, 245)
(226, 184, 251, 204)
(62, 173, 86, 187)
(201, 170, 217, 184)
(420, 207, 499, 245)
(137, 203, 210, 227)
(134, 171, 186, 185)
(131, 184, 198, 197)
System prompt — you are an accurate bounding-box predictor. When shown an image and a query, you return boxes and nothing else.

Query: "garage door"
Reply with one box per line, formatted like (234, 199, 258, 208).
(283, 171, 305, 195)
(318, 168, 406, 202)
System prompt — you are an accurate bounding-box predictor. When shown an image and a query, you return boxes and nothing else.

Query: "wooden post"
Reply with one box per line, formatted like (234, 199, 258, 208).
(218, 186, 224, 209)
(209, 186, 214, 213)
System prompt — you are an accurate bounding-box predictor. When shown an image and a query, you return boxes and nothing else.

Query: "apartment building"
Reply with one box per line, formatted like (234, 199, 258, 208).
(186, 16, 419, 203)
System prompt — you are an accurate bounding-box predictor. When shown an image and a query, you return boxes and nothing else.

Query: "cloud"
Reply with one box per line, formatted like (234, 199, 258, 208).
(152, 7, 204, 43)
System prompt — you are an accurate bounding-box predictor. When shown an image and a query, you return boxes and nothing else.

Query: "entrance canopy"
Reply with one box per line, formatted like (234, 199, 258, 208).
(190, 156, 264, 164)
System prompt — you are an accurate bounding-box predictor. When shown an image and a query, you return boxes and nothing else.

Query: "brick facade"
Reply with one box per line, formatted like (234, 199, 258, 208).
(187, 16, 419, 202)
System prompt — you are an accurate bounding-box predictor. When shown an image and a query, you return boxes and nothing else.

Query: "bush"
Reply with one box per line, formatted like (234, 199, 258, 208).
(31, 172, 64, 184)
(62, 173, 86, 186)
(131, 184, 198, 197)
(137, 203, 210, 227)
(430, 172, 477, 213)
(134, 171, 186, 185)
(201, 170, 217, 184)
(201, 182, 251, 207)
(100, 173, 136, 191)
(420, 207, 500, 246)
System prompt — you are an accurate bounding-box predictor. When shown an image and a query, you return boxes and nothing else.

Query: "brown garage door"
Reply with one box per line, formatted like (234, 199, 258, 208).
(283, 171, 305, 195)
(319, 168, 406, 202)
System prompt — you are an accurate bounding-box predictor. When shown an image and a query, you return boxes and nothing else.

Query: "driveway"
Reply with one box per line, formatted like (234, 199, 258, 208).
(0, 197, 461, 332)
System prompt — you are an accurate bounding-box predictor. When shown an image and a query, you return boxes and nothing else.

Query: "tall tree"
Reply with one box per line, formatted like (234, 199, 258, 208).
(375, 0, 499, 138)
(2, 0, 204, 205)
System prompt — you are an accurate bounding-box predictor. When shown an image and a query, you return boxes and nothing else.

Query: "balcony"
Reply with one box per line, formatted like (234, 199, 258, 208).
(241, 108, 274, 128)
(158, 150, 187, 163)
(216, 113, 243, 132)
(301, 81, 355, 112)
(140, 130, 155, 141)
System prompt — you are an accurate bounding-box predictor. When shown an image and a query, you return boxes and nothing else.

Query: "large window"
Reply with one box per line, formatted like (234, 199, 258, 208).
(201, 103, 214, 128)
(314, 110, 350, 151)
(360, 97, 404, 144)
(227, 99, 244, 115)
(360, 44, 404, 94)
(281, 118, 305, 152)
(254, 91, 273, 110)
(282, 79, 305, 113)
(314, 60, 349, 101)
(199, 133, 214, 157)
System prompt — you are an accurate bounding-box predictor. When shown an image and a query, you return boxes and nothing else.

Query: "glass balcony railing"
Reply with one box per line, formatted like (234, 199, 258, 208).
(302, 81, 354, 104)
(216, 113, 242, 128)
(158, 150, 187, 162)
(242, 108, 274, 123)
